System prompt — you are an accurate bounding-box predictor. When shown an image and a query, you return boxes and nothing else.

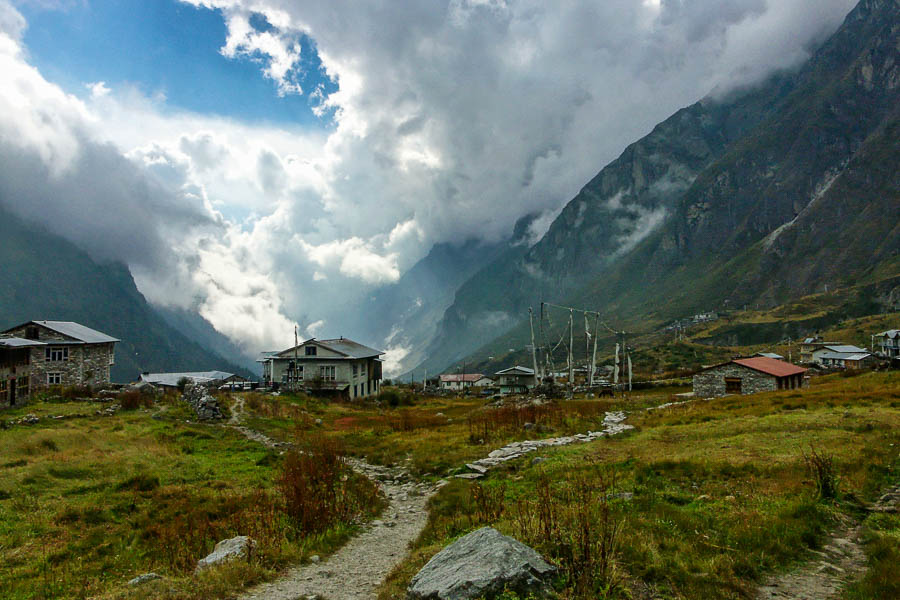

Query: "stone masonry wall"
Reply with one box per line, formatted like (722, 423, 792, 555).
(4, 324, 114, 389)
(693, 363, 777, 398)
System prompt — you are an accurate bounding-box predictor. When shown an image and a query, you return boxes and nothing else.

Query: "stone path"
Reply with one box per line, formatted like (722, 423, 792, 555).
(226, 401, 638, 599)
(457, 411, 634, 478)
(755, 482, 900, 600)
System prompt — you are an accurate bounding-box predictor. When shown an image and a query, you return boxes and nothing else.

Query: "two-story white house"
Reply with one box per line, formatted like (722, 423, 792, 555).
(495, 366, 536, 395)
(874, 330, 899, 358)
(259, 337, 384, 399)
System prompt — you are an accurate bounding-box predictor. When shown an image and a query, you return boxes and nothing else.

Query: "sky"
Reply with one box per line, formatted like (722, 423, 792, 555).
(0, 0, 858, 370)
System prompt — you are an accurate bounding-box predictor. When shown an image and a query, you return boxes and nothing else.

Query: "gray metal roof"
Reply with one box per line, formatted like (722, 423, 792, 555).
(0, 337, 46, 348)
(755, 352, 784, 359)
(140, 371, 237, 387)
(495, 366, 535, 375)
(818, 352, 872, 361)
(876, 329, 900, 338)
(821, 344, 867, 354)
(29, 321, 119, 343)
(271, 338, 383, 360)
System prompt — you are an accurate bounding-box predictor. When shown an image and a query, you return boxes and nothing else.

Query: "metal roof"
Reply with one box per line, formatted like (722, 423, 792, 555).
(732, 357, 807, 378)
(495, 366, 535, 376)
(820, 344, 867, 354)
(755, 352, 784, 359)
(0, 337, 46, 348)
(10, 320, 120, 344)
(439, 373, 485, 382)
(876, 329, 900, 339)
(818, 352, 873, 361)
(272, 337, 383, 360)
(140, 371, 237, 387)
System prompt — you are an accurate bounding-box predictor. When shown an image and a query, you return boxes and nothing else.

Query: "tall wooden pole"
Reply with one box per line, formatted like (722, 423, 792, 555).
(529, 307, 540, 384)
(568, 309, 574, 390)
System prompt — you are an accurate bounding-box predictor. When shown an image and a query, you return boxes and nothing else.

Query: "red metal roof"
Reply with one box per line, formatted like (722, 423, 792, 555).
(733, 357, 807, 378)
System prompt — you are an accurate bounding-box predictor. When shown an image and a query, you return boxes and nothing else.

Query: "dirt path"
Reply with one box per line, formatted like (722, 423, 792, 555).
(228, 401, 637, 600)
(755, 482, 900, 600)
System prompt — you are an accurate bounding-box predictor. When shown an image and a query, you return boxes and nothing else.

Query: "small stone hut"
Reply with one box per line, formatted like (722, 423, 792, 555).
(693, 357, 807, 399)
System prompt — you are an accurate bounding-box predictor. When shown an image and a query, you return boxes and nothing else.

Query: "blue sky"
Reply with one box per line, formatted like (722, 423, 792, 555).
(18, 0, 336, 126)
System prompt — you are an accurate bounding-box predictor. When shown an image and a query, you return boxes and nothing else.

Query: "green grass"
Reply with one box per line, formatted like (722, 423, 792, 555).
(0, 394, 381, 599)
(377, 372, 900, 599)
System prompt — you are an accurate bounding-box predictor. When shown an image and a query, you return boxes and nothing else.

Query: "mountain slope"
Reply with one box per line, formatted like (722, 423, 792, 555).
(426, 0, 900, 374)
(0, 207, 253, 382)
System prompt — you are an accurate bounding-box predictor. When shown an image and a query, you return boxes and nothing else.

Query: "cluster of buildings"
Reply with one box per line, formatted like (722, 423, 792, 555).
(439, 366, 537, 395)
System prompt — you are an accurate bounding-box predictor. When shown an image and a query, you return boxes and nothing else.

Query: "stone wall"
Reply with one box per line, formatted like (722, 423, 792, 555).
(26, 344, 113, 390)
(693, 363, 777, 398)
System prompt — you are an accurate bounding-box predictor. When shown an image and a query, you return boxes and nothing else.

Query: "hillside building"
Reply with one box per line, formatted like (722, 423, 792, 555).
(810, 344, 869, 367)
(495, 366, 536, 395)
(693, 357, 807, 398)
(874, 330, 899, 358)
(1, 321, 118, 391)
(259, 337, 383, 399)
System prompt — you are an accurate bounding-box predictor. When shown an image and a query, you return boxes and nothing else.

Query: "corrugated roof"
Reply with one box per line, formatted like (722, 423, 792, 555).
(755, 352, 784, 359)
(0, 337, 46, 347)
(818, 352, 873, 361)
(273, 337, 383, 360)
(876, 329, 900, 338)
(32, 321, 119, 343)
(495, 366, 535, 376)
(820, 344, 867, 353)
(439, 373, 485, 382)
(733, 357, 807, 377)
(140, 371, 236, 387)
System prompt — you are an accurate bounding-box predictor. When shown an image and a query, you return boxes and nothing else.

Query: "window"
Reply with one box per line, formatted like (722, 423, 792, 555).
(47, 372, 62, 385)
(724, 377, 742, 394)
(305, 346, 317, 356)
(320, 365, 336, 381)
(353, 384, 358, 397)
(25, 326, 39, 340)
(353, 364, 358, 376)
(46, 347, 68, 362)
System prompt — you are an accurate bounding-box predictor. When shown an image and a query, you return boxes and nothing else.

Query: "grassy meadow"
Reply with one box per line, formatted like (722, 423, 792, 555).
(374, 371, 900, 599)
(0, 392, 381, 600)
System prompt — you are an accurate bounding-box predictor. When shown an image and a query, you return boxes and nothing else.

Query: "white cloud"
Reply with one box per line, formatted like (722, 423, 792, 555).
(0, 0, 860, 365)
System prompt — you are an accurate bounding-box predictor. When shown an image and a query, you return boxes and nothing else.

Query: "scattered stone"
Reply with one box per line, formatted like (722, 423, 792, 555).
(531, 457, 547, 466)
(608, 492, 634, 501)
(128, 573, 162, 586)
(309, 555, 320, 564)
(407, 527, 557, 600)
(523, 422, 535, 431)
(21, 414, 39, 425)
(195, 536, 256, 573)
(315, 418, 323, 426)
(182, 383, 224, 420)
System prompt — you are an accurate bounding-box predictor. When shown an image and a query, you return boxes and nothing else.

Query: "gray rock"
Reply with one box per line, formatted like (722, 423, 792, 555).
(182, 384, 224, 420)
(407, 527, 556, 600)
(531, 457, 548, 466)
(127, 573, 161, 586)
(195, 536, 256, 573)
(309, 554, 321, 564)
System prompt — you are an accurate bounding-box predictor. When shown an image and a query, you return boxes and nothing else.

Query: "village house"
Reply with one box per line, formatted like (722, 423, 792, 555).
(693, 357, 808, 398)
(140, 371, 249, 389)
(495, 366, 537, 395)
(438, 373, 491, 391)
(1, 321, 118, 391)
(874, 329, 899, 358)
(259, 337, 383, 399)
(810, 344, 870, 367)
(1, 337, 45, 408)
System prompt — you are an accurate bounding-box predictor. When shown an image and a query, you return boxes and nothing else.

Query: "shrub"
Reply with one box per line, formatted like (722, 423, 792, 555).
(802, 445, 838, 500)
(277, 434, 381, 535)
(177, 377, 191, 392)
(119, 390, 152, 410)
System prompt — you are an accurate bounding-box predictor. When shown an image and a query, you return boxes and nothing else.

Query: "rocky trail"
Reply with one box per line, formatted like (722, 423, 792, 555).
(224, 398, 638, 599)
(755, 483, 900, 600)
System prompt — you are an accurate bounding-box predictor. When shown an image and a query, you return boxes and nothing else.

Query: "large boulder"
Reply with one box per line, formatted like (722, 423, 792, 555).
(407, 527, 556, 600)
(195, 536, 256, 573)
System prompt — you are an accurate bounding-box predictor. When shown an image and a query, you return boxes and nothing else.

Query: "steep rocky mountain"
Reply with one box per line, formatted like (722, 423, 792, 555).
(0, 207, 254, 382)
(418, 0, 900, 375)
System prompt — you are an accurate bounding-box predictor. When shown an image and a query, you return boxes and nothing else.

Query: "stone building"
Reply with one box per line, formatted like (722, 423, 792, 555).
(1, 321, 118, 390)
(693, 357, 807, 398)
(1, 337, 46, 408)
(258, 337, 383, 399)
(439, 373, 491, 391)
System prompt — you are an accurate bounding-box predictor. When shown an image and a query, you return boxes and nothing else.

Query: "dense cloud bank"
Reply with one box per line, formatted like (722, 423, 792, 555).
(0, 0, 856, 364)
